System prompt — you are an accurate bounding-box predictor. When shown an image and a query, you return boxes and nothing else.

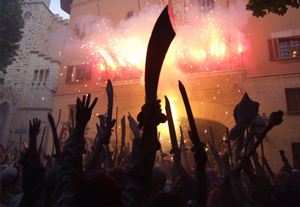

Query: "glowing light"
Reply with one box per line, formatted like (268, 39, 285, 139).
(97, 48, 117, 70)
(292, 50, 297, 58)
(158, 95, 180, 144)
(237, 44, 243, 53)
(210, 41, 226, 57)
(190, 48, 207, 61)
(71, 6, 247, 82)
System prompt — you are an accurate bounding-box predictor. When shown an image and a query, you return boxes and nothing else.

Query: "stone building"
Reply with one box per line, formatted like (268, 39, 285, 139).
(0, 0, 68, 150)
(53, 0, 300, 171)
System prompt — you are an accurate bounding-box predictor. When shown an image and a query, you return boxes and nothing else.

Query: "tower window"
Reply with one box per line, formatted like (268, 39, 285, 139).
(44, 69, 49, 83)
(33, 70, 38, 81)
(39, 70, 44, 82)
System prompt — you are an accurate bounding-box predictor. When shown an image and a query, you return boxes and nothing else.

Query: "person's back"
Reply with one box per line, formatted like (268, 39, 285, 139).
(55, 170, 122, 207)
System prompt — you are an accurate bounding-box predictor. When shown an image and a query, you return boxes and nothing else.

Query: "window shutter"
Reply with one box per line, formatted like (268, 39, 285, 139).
(273, 38, 279, 58)
(268, 39, 274, 60)
(268, 38, 280, 60)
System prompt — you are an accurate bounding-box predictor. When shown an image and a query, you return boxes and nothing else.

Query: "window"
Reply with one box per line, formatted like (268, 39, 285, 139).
(268, 36, 300, 60)
(33, 70, 38, 81)
(292, 142, 300, 169)
(32, 69, 48, 85)
(285, 88, 300, 112)
(44, 69, 49, 83)
(126, 11, 134, 19)
(66, 65, 91, 83)
(198, 0, 215, 10)
(39, 70, 44, 82)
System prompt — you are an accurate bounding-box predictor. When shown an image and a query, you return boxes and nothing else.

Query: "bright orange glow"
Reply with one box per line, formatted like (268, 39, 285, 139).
(237, 44, 243, 53)
(80, 9, 247, 77)
(190, 48, 207, 61)
(158, 95, 180, 144)
(115, 38, 146, 68)
(97, 62, 106, 71)
(97, 48, 117, 70)
(210, 41, 226, 57)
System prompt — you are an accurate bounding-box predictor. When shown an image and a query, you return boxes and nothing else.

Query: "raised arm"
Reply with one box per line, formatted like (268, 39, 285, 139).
(122, 100, 166, 207)
(52, 94, 97, 201)
(19, 118, 45, 206)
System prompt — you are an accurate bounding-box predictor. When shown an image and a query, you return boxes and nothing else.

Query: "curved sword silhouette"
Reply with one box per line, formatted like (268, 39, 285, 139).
(145, 6, 176, 103)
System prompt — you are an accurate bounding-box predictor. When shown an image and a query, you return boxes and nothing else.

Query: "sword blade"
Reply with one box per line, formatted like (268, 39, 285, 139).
(178, 81, 201, 147)
(120, 115, 126, 154)
(165, 96, 180, 156)
(145, 6, 175, 103)
(106, 79, 113, 123)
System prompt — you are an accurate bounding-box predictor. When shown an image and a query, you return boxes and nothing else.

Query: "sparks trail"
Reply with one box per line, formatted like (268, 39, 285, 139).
(67, 5, 247, 82)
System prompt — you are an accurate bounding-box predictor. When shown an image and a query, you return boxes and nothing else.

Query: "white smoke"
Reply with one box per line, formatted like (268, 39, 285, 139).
(48, 1, 251, 80)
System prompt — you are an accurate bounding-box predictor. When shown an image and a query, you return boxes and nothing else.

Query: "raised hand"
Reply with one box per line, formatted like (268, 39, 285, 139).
(29, 118, 41, 152)
(267, 110, 283, 128)
(29, 118, 41, 138)
(97, 114, 116, 145)
(137, 99, 167, 128)
(76, 94, 98, 128)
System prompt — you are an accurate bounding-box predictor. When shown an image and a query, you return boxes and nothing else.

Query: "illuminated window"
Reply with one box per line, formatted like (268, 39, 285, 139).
(285, 88, 300, 112)
(268, 36, 300, 60)
(66, 65, 91, 83)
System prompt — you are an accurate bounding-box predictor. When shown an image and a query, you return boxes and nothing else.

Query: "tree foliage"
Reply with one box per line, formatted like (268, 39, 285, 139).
(246, 0, 300, 17)
(0, 0, 24, 72)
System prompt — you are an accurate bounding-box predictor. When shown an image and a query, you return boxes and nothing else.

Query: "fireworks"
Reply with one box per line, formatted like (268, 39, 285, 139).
(68, 5, 247, 82)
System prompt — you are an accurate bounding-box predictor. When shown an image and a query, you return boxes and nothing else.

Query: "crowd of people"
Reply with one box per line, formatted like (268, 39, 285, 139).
(0, 91, 300, 207)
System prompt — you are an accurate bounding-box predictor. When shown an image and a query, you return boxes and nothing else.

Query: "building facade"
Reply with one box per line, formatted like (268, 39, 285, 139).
(0, 0, 68, 150)
(53, 0, 300, 171)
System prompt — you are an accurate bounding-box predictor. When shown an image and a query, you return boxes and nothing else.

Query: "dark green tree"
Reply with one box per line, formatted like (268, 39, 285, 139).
(246, 0, 300, 17)
(0, 0, 24, 72)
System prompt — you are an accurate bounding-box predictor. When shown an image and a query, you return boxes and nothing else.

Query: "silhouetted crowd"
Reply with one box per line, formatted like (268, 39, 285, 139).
(0, 91, 300, 207)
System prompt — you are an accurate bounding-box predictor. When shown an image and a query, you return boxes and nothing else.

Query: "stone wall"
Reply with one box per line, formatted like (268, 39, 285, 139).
(0, 1, 67, 150)
(245, 73, 300, 172)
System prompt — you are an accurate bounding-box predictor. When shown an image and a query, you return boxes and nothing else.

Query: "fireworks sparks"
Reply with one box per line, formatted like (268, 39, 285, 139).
(66, 5, 247, 82)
